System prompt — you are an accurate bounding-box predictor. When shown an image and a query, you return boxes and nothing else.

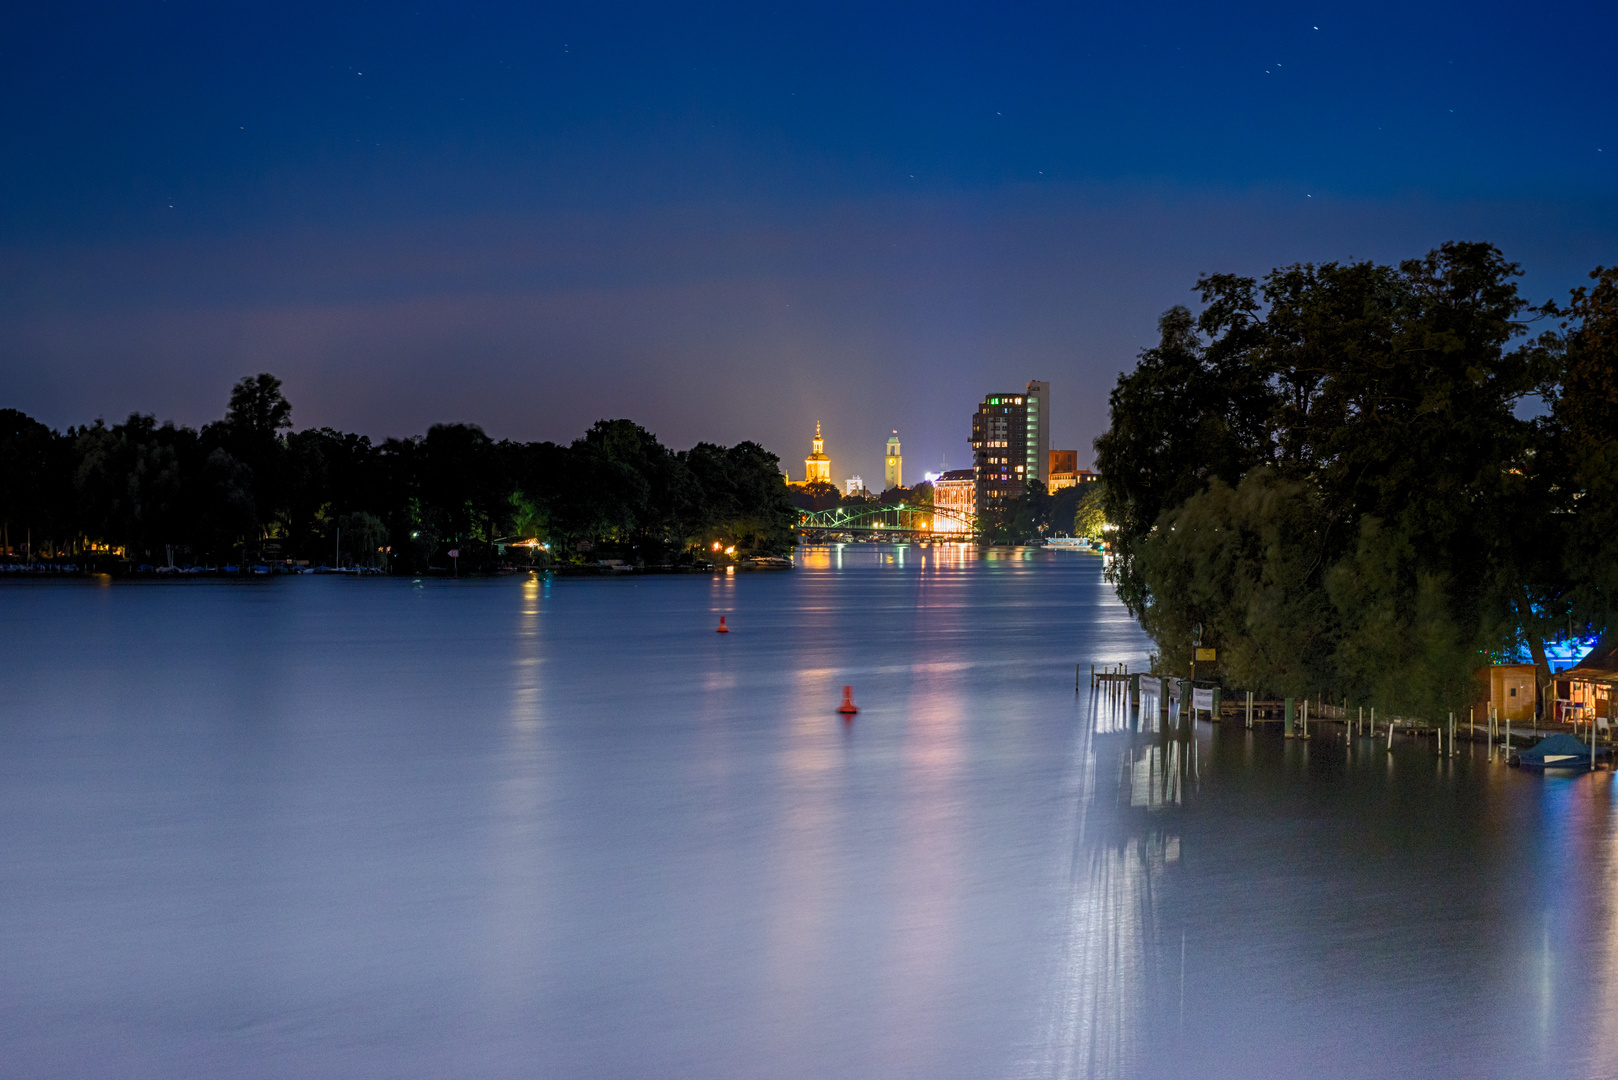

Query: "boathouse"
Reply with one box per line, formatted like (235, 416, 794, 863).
(1555, 637, 1618, 724)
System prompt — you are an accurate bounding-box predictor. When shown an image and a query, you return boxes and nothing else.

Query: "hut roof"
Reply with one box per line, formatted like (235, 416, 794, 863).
(1561, 635, 1618, 682)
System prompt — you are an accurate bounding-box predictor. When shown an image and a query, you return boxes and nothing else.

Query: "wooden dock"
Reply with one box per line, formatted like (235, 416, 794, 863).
(1083, 663, 1132, 690)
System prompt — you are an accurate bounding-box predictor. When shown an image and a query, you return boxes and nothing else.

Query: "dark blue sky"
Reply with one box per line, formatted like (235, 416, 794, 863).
(2, 2, 1614, 479)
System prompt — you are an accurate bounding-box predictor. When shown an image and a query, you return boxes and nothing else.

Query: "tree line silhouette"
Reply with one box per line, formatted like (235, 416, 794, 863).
(0, 374, 796, 572)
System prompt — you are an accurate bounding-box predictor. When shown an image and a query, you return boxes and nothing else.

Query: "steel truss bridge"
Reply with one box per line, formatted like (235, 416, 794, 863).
(797, 503, 978, 541)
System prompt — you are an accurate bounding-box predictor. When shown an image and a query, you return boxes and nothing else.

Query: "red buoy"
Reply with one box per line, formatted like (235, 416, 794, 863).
(837, 685, 858, 716)
(716, 616, 730, 633)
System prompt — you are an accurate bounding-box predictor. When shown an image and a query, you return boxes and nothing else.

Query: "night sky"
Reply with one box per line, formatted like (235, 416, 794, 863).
(2, 2, 1614, 482)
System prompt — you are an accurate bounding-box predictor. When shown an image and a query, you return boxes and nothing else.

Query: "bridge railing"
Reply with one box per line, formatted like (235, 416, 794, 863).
(796, 502, 979, 535)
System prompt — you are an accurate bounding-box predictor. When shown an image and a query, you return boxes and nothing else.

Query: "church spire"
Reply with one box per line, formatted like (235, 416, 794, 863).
(804, 422, 831, 484)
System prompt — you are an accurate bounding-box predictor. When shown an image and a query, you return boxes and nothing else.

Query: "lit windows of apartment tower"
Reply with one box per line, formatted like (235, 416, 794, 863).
(970, 382, 1052, 517)
(1025, 380, 1050, 490)
(804, 422, 831, 484)
(970, 392, 1029, 518)
(884, 431, 902, 490)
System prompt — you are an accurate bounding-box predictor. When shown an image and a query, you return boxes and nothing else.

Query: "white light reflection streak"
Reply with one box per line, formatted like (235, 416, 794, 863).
(761, 676, 846, 1037)
(479, 574, 549, 1000)
(1586, 774, 1618, 1074)
(875, 670, 965, 1064)
(1025, 668, 1165, 1080)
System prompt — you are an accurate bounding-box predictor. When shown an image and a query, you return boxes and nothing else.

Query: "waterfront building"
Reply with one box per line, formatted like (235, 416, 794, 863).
(969, 381, 1051, 515)
(804, 422, 831, 484)
(1480, 663, 1540, 724)
(971, 392, 1026, 517)
(884, 431, 902, 491)
(1049, 449, 1078, 491)
(1049, 452, 1101, 492)
(932, 469, 976, 529)
(1552, 636, 1617, 724)
(1026, 381, 1050, 490)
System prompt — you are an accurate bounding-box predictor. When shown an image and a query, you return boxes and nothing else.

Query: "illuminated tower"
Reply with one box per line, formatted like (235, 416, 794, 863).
(804, 422, 831, 484)
(884, 431, 902, 490)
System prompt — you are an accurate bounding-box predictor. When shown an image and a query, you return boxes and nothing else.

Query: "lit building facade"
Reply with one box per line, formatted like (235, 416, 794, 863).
(884, 431, 902, 491)
(969, 382, 1051, 516)
(1025, 380, 1050, 489)
(932, 469, 976, 529)
(1048, 451, 1100, 492)
(804, 422, 831, 484)
(970, 391, 1031, 517)
(844, 475, 867, 497)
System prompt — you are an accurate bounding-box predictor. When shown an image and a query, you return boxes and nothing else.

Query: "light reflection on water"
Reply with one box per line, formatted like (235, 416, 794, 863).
(1, 548, 1617, 1079)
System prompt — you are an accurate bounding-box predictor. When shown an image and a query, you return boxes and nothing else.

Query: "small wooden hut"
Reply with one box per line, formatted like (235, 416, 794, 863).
(1476, 663, 1539, 723)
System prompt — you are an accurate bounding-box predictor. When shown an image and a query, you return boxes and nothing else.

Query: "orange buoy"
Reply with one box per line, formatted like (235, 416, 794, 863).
(837, 685, 858, 715)
(716, 615, 730, 633)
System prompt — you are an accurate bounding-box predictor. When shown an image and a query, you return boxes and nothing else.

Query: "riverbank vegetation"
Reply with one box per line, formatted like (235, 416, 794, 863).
(1096, 243, 1617, 717)
(0, 375, 796, 572)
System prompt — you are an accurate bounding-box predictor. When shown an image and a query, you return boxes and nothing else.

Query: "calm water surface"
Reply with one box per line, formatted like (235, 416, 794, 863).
(3, 546, 1617, 1079)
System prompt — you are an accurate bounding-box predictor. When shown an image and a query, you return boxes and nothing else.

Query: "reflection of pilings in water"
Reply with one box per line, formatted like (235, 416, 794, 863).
(1091, 668, 1149, 736)
(1034, 830, 1161, 1080)
(1126, 740, 1195, 810)
(1033, 677, 1201, 1079)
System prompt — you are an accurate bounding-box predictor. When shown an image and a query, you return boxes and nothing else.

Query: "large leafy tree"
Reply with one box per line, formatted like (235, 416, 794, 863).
(1544, 267, 1618, 634)
(0, 408, 70, 556)
(1097, 243, 1561, 713)
(1095, 301, 1276, 614)
(206, 372, 295, 541)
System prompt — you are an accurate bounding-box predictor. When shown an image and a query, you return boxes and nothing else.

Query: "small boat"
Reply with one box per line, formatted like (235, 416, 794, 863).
(1044, 535, 1091, 550)
(1514, 733, 1611, 770)
(739, 556, 793, 570)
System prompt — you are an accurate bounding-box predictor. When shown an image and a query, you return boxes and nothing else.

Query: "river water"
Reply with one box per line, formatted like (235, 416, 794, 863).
(2, 545, 1616, 1079)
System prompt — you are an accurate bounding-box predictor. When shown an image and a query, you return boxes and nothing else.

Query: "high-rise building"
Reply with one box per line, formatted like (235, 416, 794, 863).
(844, 475, 867, 497)
(970, 392, 1030, 518)
(804, 422, 831, 484)
(884, 431, 902, 491)
(1025, 380, 1050, 490)
(969, 384, 1052, 516)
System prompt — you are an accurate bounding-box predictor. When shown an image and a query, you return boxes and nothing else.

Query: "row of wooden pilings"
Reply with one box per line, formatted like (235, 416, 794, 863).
(1080, 665, 1532, 758)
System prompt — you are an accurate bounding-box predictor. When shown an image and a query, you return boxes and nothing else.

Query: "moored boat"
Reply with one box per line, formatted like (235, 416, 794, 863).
(1513, 733, 1611, 770)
